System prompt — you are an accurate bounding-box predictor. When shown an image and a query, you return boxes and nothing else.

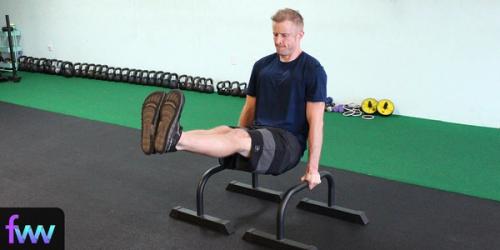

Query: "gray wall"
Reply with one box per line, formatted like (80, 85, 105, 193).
(2, 0, 499, 128)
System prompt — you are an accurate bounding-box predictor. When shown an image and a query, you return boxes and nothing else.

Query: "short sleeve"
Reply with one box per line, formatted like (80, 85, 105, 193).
(306, 65, 327, 102)
(247, 62, 260, 97)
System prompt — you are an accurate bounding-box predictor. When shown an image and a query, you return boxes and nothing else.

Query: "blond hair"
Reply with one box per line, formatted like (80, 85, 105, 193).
(271, 8, 304, 29)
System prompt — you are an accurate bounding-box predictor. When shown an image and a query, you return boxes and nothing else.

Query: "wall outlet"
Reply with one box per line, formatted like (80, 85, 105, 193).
(48, 44, 54, 52)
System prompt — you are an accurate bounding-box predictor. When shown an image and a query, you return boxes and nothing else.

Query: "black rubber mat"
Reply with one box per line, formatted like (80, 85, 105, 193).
(1, 101, 499, 250)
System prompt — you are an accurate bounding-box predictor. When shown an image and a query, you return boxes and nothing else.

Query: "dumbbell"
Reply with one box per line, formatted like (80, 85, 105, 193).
(332, 104, 344, 113)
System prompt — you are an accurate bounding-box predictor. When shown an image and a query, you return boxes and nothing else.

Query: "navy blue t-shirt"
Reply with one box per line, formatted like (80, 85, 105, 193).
(247, 52, 327, 153)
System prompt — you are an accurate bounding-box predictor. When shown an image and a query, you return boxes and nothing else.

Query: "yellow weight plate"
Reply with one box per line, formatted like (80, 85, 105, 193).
(361, 98, 378, 114)
(377, 99, 394, 116)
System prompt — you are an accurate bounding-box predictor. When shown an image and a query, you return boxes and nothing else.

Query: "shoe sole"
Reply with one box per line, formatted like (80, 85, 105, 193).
(141, 91, 166, 154)
(155, 90, 185, 153)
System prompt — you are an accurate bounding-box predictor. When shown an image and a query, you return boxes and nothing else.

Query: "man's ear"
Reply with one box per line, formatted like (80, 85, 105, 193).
(298, 30, 304, 39)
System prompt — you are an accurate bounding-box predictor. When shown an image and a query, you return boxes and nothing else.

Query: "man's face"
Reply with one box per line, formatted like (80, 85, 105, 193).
(272, 20, 303, 57)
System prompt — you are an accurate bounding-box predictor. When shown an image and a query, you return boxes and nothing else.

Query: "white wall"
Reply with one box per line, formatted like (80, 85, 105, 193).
(2, 0, 499, 128)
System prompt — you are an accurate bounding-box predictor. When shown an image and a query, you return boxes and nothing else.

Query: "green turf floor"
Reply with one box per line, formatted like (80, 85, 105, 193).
(1, 72, 499, 202)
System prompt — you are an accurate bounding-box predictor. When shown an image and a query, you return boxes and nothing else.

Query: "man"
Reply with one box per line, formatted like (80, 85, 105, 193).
(141, 8, 326, 190)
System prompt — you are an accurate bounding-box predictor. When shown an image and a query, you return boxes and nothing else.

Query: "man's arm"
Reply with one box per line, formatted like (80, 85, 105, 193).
(301, 101, 325, 190)
(238, 95, 256, 127)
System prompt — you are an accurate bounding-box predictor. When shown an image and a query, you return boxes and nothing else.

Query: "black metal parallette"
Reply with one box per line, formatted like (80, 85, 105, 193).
(169, 165, 235, 235)
(243, 228, 317, 250)
(297, 198, 369, 225)
(242, 171, 368, 250)
(170, 163, 368, 250)
(226, 173, 283, 203)
(170, 206, 234, 235)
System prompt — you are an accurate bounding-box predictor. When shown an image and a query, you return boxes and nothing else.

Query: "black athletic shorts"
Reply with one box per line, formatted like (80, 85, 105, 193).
(219, 126, 303, 176)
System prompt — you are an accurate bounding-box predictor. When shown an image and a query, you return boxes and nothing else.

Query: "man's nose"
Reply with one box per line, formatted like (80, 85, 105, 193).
(275, 36, 283, 45)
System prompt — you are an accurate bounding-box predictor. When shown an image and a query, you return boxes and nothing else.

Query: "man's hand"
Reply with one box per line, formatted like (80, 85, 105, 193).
(300, 169, 321, 190)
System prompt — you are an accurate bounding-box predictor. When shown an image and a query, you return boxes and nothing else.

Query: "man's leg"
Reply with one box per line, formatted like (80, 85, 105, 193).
(186, 125, 232, 136)
(176, 127, 252, 158)
(141, 90, 251, 158)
